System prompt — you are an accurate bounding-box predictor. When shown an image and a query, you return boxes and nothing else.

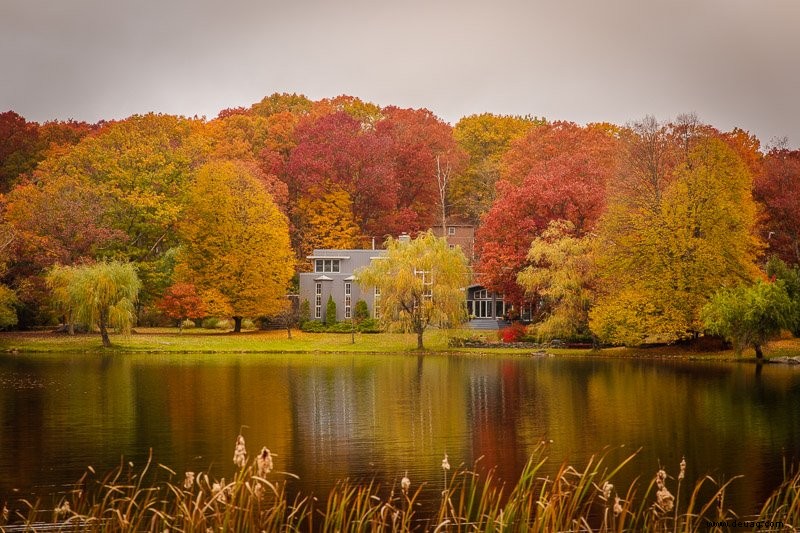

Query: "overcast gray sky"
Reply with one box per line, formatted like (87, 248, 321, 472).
(2, 0, 799, 147)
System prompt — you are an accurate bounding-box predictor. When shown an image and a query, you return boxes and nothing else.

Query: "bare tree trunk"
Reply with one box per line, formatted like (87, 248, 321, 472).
(416, 329, 424, 350)
(436, 155, 450, 235)
(99, 311, 111, 348)
(233, 316, 243, 333)
(754, 343, 764, 360)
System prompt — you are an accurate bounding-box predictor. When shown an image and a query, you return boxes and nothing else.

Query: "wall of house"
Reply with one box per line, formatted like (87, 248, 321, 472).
(431, 225, 475, 262)
(298, 249, 386, 322)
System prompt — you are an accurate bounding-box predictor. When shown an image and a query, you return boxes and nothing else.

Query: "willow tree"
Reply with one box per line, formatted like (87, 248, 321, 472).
(57, 261, 141, 347)
(356, 231, 469, 350)
(176, 161, 294, 332)
(517, 220, 597, 343)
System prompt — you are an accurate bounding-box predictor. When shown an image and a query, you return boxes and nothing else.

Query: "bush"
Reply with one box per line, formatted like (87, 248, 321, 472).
(180, 319, 196, 330)
(202, 317, 232, 330)
(299, 318, 383, 334)
(325, 295, 337, 324)
(299, 299, 311, 325)
(354, 300, 370, 321)
(357, 318, 382, 333)
(499, 322, 528, 343)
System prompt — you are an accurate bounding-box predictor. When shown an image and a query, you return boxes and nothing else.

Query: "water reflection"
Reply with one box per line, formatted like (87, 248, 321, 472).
(1, 352, 799, 514)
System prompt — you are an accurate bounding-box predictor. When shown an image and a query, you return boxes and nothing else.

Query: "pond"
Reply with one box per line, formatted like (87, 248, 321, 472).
(1, 351, 799, 517)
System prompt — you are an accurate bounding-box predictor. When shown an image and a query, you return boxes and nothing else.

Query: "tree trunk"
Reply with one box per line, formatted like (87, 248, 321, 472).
(99, 312, 111, 348)
(754, 343, 764, 360)
(416, 329, 424, 350)
(233, 316, 243, 333)
(286, 323, 292, 340)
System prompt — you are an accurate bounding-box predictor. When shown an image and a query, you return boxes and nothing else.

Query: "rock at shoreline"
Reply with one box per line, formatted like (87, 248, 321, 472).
(768, 356, 800, 364)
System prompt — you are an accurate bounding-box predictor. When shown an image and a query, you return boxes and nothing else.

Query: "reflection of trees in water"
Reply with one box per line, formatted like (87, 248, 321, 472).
(2, 354, 800, 515)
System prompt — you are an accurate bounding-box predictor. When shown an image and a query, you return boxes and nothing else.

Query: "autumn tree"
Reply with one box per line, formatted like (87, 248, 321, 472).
(591, 123, 762, 345)
(375, 107, 466, 233)
(295, 188, 361, 263)
(0, 112, 98, 196)
(156, 283, 206, 330)
(5, 175, 121, 272)
(24, 113, 210, 318)
(450, 113, 541, 223)
(64, 261, 141, 347)
(286, 111, 395, 238)
(517, 220, 597, 342)
(754, 147, 800, 264)
(356, 232, 469, 350)
(474, 122, 620, 306)
(176, 161, 294, 333)
(0, 111, 40, 192)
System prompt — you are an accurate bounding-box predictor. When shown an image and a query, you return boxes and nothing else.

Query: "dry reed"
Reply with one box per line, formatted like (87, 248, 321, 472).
(1, 440, 797, 532)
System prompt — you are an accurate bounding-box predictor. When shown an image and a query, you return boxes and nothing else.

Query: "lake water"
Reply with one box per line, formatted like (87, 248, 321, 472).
(1, 351, 799, 516)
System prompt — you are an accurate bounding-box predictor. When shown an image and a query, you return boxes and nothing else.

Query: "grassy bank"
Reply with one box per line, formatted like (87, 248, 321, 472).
(0, 328, 529, 355)
(2, 327, 799, 358)
(2, 440, 797, 532)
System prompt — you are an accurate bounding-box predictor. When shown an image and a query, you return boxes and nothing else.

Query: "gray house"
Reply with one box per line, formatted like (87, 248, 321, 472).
(298, 249, 386, 322)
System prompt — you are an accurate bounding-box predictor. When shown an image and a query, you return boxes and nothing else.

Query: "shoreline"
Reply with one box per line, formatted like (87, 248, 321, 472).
(1, 328, 798, 361)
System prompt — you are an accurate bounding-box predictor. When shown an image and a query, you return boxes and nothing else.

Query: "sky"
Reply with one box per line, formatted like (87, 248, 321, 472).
(2, 0, 799, 148)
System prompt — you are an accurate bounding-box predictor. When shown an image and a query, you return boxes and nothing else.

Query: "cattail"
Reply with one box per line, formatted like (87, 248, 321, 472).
(256, 447, 273, 477)
(55, 500, 70, 518)
(254, 482, 264, 500)
(2, 503, 8, 522)
(613, 496, 623, 516)
(678, 457, 686, 481)
(441, 454, 450, 471)
(233, 434, 247, 469)
(184, 471, 195, 490)
(656, 486, 674, 512)
(653, 467, 674, 512)
(601, 481, 613, 500)
(401, 474, 411, 494)
(212, 480, 228, 504)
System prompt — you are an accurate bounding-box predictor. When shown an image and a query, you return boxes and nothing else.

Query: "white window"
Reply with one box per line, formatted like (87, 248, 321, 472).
(344, 283, 352, 319)
(314, 283, 322, 319)
(448, 226, 456, 235)
(314, 259, 341, 273)
(448, 244, 455, 250)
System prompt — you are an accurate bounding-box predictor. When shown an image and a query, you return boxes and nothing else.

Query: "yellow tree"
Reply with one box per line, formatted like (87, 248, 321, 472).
(30, 113, 210, 307)
(295, 187, 361, 265)
(356, 231, 469, 350)
(176, 161, 294, 332)
(450, 113, 541, 223)
(517, 220, 597, 342)
(591, 131, 763, 345)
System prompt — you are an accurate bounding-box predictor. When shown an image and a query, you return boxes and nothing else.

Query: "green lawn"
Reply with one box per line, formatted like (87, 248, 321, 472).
(2, 327, 798, 358)
(0, 327, 530, 355)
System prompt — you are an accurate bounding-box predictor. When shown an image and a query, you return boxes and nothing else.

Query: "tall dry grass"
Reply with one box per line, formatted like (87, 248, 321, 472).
(0, 437, 796, 532)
